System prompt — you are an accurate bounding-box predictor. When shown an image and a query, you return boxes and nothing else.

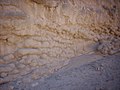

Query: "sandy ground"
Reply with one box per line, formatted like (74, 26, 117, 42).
(1, 53, 120, 90)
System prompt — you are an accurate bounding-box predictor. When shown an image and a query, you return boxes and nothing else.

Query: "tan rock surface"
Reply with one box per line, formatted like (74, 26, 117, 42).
(0, 0, 120, 84)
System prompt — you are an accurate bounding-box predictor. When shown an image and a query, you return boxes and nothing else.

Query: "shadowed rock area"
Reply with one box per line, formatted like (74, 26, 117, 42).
(0, 0, 120, 89)
(1, 53, 120, 90)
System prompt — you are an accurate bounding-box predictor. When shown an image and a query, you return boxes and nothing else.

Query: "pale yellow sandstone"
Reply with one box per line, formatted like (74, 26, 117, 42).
(0, 0, 120, 84)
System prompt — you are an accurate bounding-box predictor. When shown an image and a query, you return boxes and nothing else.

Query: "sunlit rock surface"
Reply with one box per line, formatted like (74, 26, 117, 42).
(0, 0, 120, 84)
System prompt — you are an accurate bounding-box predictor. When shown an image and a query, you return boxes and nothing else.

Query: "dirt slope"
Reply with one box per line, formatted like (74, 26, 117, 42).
(0, 53, 120, 90)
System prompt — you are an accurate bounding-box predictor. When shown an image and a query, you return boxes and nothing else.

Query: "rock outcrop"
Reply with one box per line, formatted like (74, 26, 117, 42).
(0, 0, 120, 84)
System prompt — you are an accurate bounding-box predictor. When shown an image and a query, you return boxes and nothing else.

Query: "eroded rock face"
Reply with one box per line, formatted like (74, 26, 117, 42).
(0, 0, 120, 84)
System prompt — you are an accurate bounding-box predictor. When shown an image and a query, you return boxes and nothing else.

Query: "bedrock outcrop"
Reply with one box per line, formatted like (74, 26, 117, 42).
(0, 0, 120, 84)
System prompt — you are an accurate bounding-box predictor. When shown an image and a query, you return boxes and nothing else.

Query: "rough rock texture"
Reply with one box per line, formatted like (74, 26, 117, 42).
(0, 0, 120, 85)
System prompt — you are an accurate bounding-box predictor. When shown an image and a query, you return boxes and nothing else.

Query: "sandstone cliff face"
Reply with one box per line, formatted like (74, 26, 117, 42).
(0, 0, 120, 84)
